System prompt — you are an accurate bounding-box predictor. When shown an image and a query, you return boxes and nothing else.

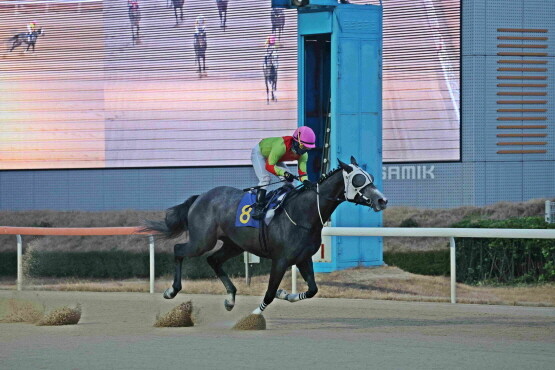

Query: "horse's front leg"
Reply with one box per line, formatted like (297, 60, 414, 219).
(264, 75, 270, 104)
(252, 259, 288, 314)
(276, 258, 318, 303)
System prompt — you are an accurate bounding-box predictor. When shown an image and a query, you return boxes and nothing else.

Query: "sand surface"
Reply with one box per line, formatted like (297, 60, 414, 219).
(1, 290, 554, 369)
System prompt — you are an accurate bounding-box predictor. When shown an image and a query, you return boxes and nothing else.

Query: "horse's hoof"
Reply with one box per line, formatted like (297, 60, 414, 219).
(163, 287, 177, 299)
(276, 289, 289, 300)
(224, 299, 235, 311)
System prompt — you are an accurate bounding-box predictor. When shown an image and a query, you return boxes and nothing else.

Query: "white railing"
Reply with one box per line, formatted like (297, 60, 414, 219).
(319, 227, 555, 303)
(0, 227, 155, 293)
(5, 226, 554, 302)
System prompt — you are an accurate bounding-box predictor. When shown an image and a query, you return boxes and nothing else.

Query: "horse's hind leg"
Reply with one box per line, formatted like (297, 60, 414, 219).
(164, 241, 208, 299)
(206, 239, 243, 311)
(164, 253, 184, 299)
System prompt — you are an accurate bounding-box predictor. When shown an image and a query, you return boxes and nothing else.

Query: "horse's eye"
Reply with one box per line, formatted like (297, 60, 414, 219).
(352, 174, 366, 187)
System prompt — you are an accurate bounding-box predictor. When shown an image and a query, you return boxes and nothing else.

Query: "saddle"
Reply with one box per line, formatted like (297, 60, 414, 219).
(235, 185, 294, 228)
(262, 184, 293, 213)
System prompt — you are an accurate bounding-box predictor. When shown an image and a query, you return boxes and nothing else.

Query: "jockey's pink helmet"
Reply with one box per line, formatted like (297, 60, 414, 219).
(293, 126, 316, 148)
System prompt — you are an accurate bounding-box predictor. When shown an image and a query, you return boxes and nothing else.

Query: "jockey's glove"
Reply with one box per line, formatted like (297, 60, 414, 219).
(303, 180, 315, 190)
(284, 172, 296, 183)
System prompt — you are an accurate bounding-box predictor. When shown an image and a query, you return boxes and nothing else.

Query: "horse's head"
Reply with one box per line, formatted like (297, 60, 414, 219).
(338, 156, 388, 212)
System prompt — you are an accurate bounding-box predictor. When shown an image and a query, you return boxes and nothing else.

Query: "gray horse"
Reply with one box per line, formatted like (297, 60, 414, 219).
(216, 0, 228, 30)
(9, 29, 44, 53)
(172, 0, 184, 25)
(128, 5, 141, 45)
(143, 157, 387, 315)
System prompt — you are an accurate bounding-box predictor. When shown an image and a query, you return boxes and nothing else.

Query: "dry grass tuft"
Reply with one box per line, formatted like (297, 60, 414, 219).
(154, 301, 194, 327)
(37, 304, 81, 326)
(0, 298, 44, 323)
(232, 314, 266, 330)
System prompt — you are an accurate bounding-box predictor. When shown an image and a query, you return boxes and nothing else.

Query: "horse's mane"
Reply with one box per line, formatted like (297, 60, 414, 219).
(289, 166, 341, 196)
(317, 167, 342, 184)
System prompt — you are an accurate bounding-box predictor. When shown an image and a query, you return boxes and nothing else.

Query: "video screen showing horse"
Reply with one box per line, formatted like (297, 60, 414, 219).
(0, 0, 459, 170)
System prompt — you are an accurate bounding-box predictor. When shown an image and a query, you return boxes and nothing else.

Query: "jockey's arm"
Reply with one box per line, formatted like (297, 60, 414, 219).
(297, 153, 309, 182)
(263, 139, 288, 177)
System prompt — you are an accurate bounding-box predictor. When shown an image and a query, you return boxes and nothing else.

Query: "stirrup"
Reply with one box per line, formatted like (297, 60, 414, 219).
(251, 205, 265, 220)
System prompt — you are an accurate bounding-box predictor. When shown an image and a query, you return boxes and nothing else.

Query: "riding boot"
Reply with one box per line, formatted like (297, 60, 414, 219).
(251, 189, 267, 220)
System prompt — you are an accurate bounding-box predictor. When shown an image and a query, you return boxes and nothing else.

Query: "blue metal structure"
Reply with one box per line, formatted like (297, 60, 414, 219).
(291, 1, 384, 272)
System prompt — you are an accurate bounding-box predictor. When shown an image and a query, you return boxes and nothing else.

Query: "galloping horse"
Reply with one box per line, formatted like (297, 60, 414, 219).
(263, 46, 278, 103)
(216, 0, 229, 30)
(9, 29, 44, 53)
(194, 27, 207, 74)
(143, 157, 387, 316)
(271, 8, 285, 39)
(171, 0, 184, 26)
(128, 4, 141, 45)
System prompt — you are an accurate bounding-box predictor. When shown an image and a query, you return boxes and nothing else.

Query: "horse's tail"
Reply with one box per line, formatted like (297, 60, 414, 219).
(142, 195, 199, 239)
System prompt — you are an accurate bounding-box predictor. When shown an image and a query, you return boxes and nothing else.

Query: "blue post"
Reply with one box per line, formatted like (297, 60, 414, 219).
(295, 2, 384, 272)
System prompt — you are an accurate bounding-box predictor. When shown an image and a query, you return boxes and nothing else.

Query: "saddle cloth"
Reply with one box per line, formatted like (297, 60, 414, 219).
(234, 186, 292, 228)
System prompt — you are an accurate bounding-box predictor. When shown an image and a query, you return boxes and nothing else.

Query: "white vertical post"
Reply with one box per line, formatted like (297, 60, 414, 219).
(450, 237, 456, 304)
(149, 235, 155, 294)
(291, 265, 297, 294)
(17, 235, 23, 291)
(245, 252, 250, 285)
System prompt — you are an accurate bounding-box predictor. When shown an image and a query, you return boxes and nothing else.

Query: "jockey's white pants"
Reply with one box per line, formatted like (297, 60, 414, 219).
(251, 144, 289, 189)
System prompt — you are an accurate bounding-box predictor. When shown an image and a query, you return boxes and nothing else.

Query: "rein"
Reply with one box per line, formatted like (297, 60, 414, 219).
(282, 183, 345, 229)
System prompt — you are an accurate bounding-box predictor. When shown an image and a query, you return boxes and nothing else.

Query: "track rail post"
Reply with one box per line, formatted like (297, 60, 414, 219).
(291, 265, 297, 294)
(450, 237, 456, 304)
(17, 235, 23, 291)
(149, 235, 155, 294)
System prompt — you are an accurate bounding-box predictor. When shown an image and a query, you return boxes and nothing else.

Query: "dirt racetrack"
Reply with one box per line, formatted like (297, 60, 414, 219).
(1, 290, 554, 369)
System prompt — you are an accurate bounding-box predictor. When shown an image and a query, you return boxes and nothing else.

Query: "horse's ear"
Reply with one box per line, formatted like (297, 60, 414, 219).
(338, 159, 353, 173)
(350, 156, 358, 166)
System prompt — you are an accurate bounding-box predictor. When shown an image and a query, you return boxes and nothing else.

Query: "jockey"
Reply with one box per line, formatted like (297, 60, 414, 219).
(128, 0, 139, 9)
(26, 21, 37, 42)
(195, 15, 206, 34)
(265, 34, 276, 50)
(250, 126, 317, 220)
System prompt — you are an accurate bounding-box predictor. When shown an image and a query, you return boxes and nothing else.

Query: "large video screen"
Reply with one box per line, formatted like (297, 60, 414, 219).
(0, 0, 459, 170)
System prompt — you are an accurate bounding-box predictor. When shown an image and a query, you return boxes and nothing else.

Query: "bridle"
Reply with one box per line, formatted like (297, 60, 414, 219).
(342, 164, 376, 208)
(284, 165, 376, 228)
